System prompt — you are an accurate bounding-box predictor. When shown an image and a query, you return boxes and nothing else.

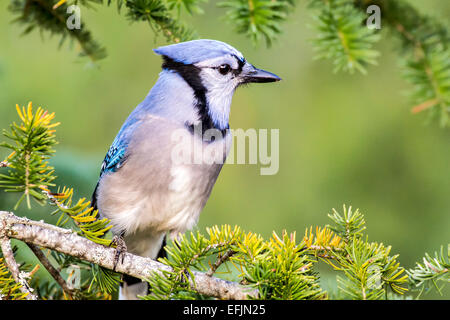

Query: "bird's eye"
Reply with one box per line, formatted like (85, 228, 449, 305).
(218, 64, 231, 75)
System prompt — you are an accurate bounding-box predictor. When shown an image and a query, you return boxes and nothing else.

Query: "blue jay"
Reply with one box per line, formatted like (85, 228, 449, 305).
(92, 39, 280, 299)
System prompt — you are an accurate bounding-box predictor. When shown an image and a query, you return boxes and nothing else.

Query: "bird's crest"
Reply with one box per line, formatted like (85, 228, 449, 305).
(153, 39, 245, 65)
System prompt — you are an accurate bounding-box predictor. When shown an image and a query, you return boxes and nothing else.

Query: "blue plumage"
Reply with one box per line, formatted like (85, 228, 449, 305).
(101, 142, 127, 174)
(153, 39, 245, 65)
(99, 106, 147, 176)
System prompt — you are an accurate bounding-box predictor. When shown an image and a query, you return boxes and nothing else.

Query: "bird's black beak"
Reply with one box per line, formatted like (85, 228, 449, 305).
(241, 64, 281, 84)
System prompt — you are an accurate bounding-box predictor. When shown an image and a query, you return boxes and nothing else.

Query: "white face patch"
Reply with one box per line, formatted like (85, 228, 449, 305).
(199, 69, 239, 130)
(193, 54, 245, 130)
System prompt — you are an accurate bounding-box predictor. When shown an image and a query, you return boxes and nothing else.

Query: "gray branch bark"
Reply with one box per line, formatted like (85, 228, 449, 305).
(0, 217, 37, 300)
(27, 243, 77, 299)
(0, 211, 258, 300)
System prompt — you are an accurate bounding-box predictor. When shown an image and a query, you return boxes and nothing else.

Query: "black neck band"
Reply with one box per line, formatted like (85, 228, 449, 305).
(161, 57, 216, 133)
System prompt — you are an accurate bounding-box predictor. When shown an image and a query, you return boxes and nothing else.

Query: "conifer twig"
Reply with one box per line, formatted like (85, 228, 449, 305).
(27, 243, 77, 299)
(0, 211, 258, 300)
(0, 228, 37, 300)
(206, 250, 236, 277)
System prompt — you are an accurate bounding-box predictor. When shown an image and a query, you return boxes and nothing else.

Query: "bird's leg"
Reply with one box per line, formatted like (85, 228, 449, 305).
(110, 232, 127, 272)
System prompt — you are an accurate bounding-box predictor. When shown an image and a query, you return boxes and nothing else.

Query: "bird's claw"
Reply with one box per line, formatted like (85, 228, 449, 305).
(110, 235, 127, 271)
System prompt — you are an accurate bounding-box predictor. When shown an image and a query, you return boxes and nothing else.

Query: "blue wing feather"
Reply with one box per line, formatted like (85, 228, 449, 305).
(100, 140, 128, 176)
(99, 114, 141, 176)
(92, 140, 128, 211)
(92, 102, 144, 209)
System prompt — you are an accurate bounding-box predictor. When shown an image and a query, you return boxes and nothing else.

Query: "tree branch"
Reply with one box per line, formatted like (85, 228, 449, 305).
(27, 243, 77, 299)
(0, 225, 37, 300)
(206, 250, 236, 277)
(0, 211, 258, 300)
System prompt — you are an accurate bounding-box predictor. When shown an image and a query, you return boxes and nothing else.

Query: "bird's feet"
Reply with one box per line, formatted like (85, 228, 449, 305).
(110, 234, 127, 271)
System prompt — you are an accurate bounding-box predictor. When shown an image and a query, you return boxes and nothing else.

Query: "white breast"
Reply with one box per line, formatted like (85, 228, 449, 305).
(98, 123, 231, 243)
(163, 132, 231, 238)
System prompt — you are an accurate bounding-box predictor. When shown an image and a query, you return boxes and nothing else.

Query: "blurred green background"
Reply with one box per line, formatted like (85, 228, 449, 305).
(0, 0, 449, 299)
